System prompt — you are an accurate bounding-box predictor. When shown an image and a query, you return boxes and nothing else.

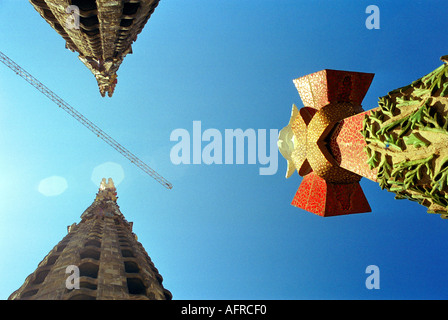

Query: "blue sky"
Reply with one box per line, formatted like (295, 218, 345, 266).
(0, 0, 447, 300)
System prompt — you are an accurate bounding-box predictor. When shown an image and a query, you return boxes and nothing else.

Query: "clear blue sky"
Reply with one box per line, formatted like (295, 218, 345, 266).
(0, 0, 447, 300)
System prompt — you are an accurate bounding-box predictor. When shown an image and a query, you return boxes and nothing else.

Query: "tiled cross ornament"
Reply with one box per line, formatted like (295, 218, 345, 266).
(278, 69, 376, 217)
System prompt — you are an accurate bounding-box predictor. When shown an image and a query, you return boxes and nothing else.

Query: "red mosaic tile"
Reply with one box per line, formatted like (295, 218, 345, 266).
(329, 109, 380, 181)
(293, 69, 374, 110)
(291, 172, 326, 215)
(288, 69, 376, 217)
(325, 69, 374, 106)
(291, 172, 371, 216)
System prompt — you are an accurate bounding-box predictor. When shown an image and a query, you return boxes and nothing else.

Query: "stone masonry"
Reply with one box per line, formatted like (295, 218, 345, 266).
(29, 0, 160, 97)
(8, 178, 172, 300)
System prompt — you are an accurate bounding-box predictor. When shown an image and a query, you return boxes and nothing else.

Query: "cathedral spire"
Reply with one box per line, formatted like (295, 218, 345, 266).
(9, 178, 171, 300)
(29, 0, 161, 97)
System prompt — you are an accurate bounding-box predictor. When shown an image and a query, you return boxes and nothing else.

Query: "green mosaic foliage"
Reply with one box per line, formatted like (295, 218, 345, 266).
(361, 62, 448, 219)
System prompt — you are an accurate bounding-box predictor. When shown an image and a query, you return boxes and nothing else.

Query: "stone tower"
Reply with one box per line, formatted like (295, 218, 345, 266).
(29, 0, 160, 97)
(8, 178, 172, 300)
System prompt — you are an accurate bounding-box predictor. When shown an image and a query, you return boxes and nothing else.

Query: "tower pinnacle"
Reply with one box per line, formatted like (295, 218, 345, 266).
(96, 178, 117, 203)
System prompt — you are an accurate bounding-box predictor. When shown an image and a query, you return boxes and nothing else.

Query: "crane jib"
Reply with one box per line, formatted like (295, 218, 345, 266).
(0, 51, 173, 190)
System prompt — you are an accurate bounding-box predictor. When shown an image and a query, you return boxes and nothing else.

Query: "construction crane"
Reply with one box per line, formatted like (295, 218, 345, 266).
(0, 50, 173, 190)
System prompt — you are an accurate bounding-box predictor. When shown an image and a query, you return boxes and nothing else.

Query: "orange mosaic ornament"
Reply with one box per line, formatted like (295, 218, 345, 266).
(279, 69, 375, 217)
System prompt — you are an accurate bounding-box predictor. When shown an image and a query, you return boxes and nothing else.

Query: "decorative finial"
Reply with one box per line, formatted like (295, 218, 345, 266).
(106, 177, 115, 189)
(99, 178, 107, 190)
(95, 177, 118, 202)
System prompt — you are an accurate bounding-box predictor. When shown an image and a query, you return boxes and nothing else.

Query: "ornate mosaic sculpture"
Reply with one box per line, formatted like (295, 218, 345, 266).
(279, 56, 448, 219)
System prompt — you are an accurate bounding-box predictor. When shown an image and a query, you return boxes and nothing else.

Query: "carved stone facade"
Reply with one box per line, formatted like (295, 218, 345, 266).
(29, 0, 160, 97)
(8, 178, 172, 300)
